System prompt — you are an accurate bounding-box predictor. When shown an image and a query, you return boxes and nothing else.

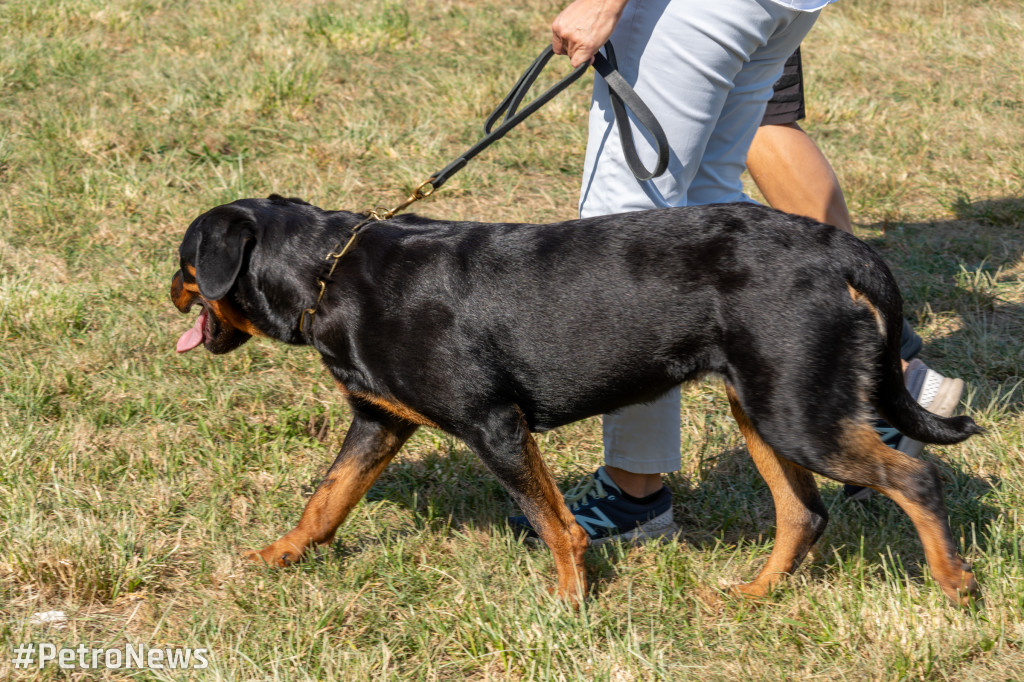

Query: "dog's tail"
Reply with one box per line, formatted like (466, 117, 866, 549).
(844, 239, 983, 446)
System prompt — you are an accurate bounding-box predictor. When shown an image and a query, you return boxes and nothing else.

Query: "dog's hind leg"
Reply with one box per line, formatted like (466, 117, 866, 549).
(823, 422, 979, 605)
(245, 405, 418, 566)
(726, 385, 829, 598)
(462, 407, 589, 604)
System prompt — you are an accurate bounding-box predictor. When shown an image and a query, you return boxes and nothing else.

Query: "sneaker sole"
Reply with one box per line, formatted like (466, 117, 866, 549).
(590, 509, 679, 547)
(520, 509, 678, 547)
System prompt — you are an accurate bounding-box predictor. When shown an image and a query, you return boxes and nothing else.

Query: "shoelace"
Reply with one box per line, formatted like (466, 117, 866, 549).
(564, 474, 609, 511)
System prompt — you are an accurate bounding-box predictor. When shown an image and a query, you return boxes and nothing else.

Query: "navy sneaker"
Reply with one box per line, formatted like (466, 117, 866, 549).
(845, 359, 965, 501)
(508, 467, 677, 546)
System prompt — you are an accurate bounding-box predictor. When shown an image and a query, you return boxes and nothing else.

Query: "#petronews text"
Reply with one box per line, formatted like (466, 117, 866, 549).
(12, 642, 209, 670)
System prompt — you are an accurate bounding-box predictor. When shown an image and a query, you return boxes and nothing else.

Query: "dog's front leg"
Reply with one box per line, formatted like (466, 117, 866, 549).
(463, 407, 590, 604)
(245, 405, 418, 566)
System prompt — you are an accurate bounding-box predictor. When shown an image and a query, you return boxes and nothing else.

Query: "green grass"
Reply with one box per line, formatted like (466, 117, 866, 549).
(2, 0, 1023, 678)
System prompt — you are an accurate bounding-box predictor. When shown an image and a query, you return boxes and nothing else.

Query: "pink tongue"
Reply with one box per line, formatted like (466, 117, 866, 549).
(176, 309, 208, 353)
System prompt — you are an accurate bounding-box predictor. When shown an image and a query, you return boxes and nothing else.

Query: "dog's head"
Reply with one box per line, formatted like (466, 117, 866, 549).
(171, 195, 334, 355)
(171, 201, 262, 354)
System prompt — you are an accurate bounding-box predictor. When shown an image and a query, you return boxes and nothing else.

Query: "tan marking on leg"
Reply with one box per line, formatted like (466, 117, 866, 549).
(245, 423, 413, 566)
(884, 487, 979, 604)
(337, 382, 437, 428)
(726, 385, 824, 598)
(837, 422, 979, 605)
(514, 424, 589, 604)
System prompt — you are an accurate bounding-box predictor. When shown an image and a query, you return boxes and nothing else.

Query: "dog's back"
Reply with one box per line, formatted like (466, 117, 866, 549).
(333, 204, 894, 432)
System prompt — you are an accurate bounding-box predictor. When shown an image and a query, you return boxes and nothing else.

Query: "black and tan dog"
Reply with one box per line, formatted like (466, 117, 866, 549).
(171, 195, 981, 604)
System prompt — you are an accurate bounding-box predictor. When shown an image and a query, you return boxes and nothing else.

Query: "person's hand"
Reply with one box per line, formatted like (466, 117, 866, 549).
(551, 0, 630, 67)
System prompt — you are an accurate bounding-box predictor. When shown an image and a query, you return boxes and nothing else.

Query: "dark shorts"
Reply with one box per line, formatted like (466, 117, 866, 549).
(761, 47, 805, 126)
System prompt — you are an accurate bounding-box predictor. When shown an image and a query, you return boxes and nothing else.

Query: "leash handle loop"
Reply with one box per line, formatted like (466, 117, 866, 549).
(430, 42, 668, 190)
(591, 43, 669, 181)
(483, 46, 588, 135)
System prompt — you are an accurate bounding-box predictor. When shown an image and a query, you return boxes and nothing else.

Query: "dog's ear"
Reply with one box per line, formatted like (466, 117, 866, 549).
(192, 207, 256, 300)
(267, 194, 310, 206)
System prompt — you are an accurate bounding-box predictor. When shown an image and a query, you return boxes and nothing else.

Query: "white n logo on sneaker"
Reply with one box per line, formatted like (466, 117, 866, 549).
(575, 507, 618, 536)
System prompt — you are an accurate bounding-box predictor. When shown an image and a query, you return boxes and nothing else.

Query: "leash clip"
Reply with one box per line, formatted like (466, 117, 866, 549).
(387, 179, 436, 216)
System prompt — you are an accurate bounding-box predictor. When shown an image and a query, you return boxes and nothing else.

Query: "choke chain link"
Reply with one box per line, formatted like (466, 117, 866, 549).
(299, 179, 436, 334)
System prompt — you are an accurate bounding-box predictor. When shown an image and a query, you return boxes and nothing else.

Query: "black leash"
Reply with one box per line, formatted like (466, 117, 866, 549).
(431, 42, 668, 189)
(299, 42, 669, 334)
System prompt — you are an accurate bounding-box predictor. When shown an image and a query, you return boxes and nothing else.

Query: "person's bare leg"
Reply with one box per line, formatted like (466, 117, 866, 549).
(747, 122, 852, 234)
(604, 467, 664, 497)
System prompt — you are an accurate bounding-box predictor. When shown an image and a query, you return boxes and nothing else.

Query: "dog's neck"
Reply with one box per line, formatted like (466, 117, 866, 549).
(239, 210, 367, 346)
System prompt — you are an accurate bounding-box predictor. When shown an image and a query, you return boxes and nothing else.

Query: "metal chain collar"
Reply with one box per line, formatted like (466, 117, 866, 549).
(298, 179, 435, 335)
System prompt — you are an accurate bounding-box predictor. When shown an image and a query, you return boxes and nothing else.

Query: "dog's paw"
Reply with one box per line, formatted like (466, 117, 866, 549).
(243, 542, 304, 567)
(729, 580, 771, 601)
(946, 568, 982, 608)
